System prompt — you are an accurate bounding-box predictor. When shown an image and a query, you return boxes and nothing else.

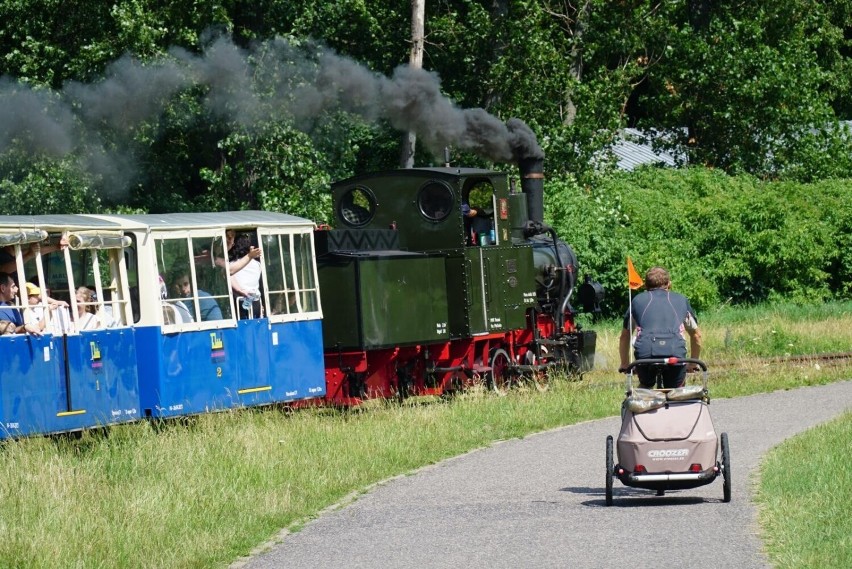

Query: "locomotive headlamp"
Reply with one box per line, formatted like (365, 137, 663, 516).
(577, 274, 605, 314)
(67, 231, 132, 250)
(0, 230, 49, 247)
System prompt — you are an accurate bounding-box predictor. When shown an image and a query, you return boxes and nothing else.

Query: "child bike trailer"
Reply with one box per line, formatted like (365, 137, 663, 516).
(605, 358, 731, 505)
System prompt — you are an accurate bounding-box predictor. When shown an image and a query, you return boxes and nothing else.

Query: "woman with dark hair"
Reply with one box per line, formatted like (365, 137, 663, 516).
(229, 233, 263, 319)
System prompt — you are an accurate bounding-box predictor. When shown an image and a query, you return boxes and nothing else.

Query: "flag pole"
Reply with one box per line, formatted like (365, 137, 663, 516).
(626, 257, 643, 368)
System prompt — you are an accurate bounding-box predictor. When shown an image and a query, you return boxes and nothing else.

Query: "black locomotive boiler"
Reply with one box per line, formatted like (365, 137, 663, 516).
(315, 158, 604, 404)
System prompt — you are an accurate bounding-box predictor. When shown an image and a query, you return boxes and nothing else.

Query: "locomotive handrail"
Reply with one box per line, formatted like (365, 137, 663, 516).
(537, 337, 571, 346)
(427, 365, 466, 374)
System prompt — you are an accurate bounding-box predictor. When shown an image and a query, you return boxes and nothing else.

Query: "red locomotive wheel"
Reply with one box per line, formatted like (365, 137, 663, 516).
(489, 348, 512, 395)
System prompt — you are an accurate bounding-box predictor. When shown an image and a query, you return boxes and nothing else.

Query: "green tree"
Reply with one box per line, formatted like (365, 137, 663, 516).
(548, 167, 851, 317)
(630, 0, 851, 180)
(198, 122, 332, 221)
(0, 149, 101, 214)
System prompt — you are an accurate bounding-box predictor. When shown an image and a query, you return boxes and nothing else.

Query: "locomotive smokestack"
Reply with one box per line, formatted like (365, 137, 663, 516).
(519, 157, 545, 225)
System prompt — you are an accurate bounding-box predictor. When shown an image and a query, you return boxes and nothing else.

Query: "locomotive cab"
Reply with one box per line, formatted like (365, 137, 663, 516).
(320, 168, 534, 341)
(330, 167, 512, 251)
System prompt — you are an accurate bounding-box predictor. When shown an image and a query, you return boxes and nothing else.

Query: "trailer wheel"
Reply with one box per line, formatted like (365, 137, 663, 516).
(489, 349, 512, 395)
(605, 435, 614, 506)
(721, 432, 732, 503)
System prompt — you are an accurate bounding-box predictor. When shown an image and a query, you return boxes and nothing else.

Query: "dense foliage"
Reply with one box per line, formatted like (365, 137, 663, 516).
(548, 167, 852, 315)
(0, 1, 850, 313)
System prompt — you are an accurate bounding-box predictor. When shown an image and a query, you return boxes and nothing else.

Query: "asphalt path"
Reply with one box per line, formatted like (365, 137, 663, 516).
(238, 381, 852, 569)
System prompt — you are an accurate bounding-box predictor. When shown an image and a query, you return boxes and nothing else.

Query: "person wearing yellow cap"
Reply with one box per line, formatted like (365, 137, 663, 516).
(23, 282, 48, 333)
(23, 281, 69, 334)
(25, 282, 41, 297)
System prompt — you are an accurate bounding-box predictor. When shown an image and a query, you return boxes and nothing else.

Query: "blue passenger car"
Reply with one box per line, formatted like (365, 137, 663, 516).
(0, 215, 141, 438)
(101, 211, 326, 418)
(0, 211, 325, 439)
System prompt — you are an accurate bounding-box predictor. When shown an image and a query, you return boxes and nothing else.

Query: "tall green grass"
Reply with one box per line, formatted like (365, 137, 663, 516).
(0, 302, 849, 568)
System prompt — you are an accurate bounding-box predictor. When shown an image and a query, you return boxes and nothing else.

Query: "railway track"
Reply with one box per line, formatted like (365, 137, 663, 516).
(594, 352, 852, 391)
(709, 351, 852, 369)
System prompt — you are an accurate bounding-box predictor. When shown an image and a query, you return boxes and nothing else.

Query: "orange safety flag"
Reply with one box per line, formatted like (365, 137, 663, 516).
(627, 257, 644, 290)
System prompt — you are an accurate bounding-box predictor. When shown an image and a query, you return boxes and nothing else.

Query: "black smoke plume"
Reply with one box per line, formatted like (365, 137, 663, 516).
(0, 34, 543, 197)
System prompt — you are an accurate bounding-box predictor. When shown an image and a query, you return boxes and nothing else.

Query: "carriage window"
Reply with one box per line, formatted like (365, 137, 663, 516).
(295, 233, 319, 312)
(156, 235, 231, 325)
(418, 181, 454, 222)
(3, 235, 78, 334)
(24, 233, 134, 332)
(123, 244, 141, 323)
(93, 249, 131, 327)
(339, 186, 376, 227)
(264, 233, 293, 315)
(263, 231, 320, 317)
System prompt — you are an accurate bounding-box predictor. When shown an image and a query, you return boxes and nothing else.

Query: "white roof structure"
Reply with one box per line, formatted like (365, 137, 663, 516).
(611, 128, 684, 171)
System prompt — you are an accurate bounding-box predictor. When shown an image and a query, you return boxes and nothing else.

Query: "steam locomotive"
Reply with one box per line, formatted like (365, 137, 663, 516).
(0, 161, 602, 439)
(316, 158, 603, 404)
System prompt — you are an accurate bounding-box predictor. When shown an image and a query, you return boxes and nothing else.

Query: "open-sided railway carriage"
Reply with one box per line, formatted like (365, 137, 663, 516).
(0, 212, 325, 439)
(1, 216, 141, 436)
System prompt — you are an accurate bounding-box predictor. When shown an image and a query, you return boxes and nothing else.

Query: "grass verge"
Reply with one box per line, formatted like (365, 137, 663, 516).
(755, 412, 852, 568)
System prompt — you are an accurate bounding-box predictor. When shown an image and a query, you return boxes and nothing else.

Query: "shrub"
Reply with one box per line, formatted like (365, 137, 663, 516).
(547, 167, 851, 318)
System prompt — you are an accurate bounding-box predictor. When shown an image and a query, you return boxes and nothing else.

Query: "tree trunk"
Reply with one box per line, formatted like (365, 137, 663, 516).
(483, 0, 510, 110)
(564, 1, 589, 126)
(399, 0, 425, 168)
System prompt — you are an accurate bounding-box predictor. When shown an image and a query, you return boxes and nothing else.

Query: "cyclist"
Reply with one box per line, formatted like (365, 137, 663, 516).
(618, 266, 702, 388)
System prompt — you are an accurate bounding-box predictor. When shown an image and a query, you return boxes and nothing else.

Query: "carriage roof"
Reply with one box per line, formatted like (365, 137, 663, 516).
(0, 211, 313, 234)
(90, 210, 314, 231)
(0, 214, 124, 233)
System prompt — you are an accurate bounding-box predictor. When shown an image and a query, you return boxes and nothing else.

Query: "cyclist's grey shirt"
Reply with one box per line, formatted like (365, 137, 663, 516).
(623, 288, 698, 358)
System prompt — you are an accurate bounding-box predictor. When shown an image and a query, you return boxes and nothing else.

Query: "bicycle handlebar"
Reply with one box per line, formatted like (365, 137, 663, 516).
(619, 357, 708, 374)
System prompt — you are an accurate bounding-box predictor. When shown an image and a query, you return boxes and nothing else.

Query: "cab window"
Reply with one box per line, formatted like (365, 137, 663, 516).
(418, 181, 454, 222)
(339, 186, 376, 227)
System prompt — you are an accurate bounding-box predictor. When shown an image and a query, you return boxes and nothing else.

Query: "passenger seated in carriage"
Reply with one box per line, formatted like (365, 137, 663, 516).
(0, 272, 41, 335)
(23, 282, 68, 334)
(169, 267, 223, 322)
(74, 286, 112, 330)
